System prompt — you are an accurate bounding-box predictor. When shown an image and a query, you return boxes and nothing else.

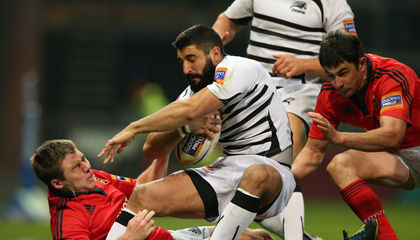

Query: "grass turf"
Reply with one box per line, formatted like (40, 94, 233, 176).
(1, 201, 419, 240)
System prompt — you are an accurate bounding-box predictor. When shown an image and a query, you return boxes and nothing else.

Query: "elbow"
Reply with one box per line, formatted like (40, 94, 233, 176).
(142, 141, 155, 161)
(384, 132, 404, 151)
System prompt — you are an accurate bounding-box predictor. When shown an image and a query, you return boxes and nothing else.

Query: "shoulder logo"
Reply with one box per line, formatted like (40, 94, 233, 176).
(111, 174, 131, 183)
(290, 1, 307, 14)
(343, 19, 357, 36)
(215, 67, 227, 84)
(380, 91, 403, 113)
(84, 204, 96, 216)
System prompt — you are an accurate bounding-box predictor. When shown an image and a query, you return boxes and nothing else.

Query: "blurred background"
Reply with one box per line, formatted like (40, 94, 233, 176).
(1, 0, 420, 239)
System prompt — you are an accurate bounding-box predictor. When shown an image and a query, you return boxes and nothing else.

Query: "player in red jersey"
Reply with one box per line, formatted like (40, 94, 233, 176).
(31, 139, 273, 240)
(292, 31, 420, 240)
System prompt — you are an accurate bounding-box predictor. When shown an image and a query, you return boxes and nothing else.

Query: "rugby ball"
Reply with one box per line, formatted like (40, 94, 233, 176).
(175, 129, 221, 166)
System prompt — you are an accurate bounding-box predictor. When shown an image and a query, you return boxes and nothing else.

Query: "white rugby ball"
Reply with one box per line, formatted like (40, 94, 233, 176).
(175, 129, 221, 166)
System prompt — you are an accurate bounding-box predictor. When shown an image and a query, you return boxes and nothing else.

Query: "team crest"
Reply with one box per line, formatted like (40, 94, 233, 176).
(215, 68, 227, 84)
(380, 92, 403, 114)
(290, 1, 307, 14)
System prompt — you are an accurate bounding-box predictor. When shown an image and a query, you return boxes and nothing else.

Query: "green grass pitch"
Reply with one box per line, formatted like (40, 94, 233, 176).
(1, 201, 419, 240)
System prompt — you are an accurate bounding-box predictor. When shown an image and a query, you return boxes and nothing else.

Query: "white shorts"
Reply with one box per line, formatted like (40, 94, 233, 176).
(168, 226, 211, 240)
(394, 145, 420, 188)
(277, 83, 321, 131)
(185, 149, 295, 222)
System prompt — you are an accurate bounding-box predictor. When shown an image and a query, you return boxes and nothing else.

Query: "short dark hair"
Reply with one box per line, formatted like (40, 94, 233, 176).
(30, 139, 76, 188)
(172, 24, 225, 55)
(319, 30, 364, 69)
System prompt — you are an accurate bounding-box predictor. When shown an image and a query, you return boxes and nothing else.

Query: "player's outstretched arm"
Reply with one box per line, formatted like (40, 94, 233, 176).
(292, 137, 329, 184)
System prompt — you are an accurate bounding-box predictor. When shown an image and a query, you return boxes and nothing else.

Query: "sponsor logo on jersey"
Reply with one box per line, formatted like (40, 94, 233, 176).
(343, 19, 357, 36)
(290, 1, 307, 14)
(111, 174, 131, 183)
(215, 68, 227, 84)
(380, 92, 403, 113)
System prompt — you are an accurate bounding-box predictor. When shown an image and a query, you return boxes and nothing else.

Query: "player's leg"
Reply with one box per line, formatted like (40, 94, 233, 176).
(210, 164, 284, 240)
(327, 150, 415, 240)
(106, 171, 205, 240)
(261, 85, 320, 240)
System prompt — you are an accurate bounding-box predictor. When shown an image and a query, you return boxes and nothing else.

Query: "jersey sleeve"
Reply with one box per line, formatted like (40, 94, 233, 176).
(207, 59, 257, 105)
(225, 0, 254, 24)
(92, 170, 136, 198)
(323, 0, 356, 35)
(377, 68, 415, 124)
(51, 206, 90, 240)
(308, 88, 340, 140)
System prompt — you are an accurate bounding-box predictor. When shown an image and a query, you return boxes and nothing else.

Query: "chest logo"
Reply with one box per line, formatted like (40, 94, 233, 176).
(290, 1, 307, 14)
(84, 204, 96, 216)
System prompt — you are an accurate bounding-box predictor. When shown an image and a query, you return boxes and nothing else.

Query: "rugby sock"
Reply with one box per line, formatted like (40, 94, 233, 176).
(210, 188, 260, 240)
(105, 208, 136, 240)
(340, 179, 398, 240)
(259, 188, 305, 240)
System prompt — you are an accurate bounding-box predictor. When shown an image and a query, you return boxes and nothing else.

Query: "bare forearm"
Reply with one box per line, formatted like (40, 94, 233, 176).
(128, 101, 194, 135)
(335, 128, 402, 152)
(143, 130, 182, 160)
(302, 58, 327, 79)
(136, 157, 169, 184)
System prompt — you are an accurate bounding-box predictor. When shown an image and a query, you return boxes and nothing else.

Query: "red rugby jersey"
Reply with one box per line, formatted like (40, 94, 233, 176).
(309, 54, 420, 149)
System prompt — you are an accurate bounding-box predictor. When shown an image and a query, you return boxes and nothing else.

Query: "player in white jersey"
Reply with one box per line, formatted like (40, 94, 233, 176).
(213, 1, 357, 239)
(99, 25, 295, 240)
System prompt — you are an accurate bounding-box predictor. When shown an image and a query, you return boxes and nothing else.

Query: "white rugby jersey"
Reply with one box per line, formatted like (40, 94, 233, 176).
(178, 56, 292, 164)
(225, 0, 356, 88)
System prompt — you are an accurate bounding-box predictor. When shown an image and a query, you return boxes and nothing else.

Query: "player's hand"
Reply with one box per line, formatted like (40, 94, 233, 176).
(97, 127, 135, 164)
(272, 54, 306, 79)
(308, 112, 341, 144)
(220, 31, 230, 45)
(118, 210, 156, 240)
(188, 111, 222, 139)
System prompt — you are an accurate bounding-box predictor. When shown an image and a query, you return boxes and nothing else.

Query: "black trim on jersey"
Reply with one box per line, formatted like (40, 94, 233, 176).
(50, 187, 107, 199)
(220, 116, 268, 142)
(320, 82, 335, 92)
(249, 40, 318, 56)
(115, 210, 135, 227)
(312, 0, 324, 26)
(269, 72, 305, 81)
(224, 136, 273, 151)
(254, 12, 325, 33)
(222, 84, 259, 116)
(223, 85, 269, 124)
(55, 199, 68, 240)
(251, 26, 321, 45)
(223, 90, 272, 135)
(265, 112, 281, 157)
(221, 92, 243, 106)
(350, 81, 370, 116)
(294, 185, 302, 193)
(185, 169, 219, 220)
(247, 54, 276, 64)
(230, 17, 253, 26)
(231, 190, 261, 213)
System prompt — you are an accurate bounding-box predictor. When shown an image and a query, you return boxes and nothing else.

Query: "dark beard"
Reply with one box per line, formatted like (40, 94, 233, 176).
(186, 58, 216, 92)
